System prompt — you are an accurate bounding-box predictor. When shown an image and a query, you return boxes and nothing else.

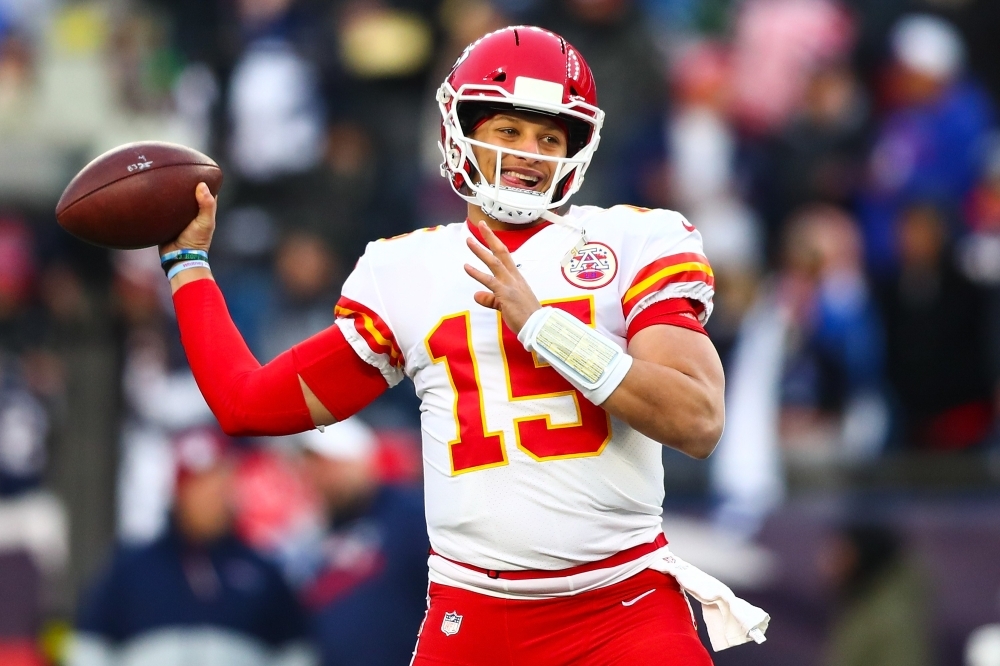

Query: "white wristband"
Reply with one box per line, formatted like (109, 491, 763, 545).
(517, 307, 632, 405)
(166, 259, 210, 280)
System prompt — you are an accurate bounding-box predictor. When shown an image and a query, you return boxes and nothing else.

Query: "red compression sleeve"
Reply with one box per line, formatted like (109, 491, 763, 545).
(626, 298, 707, 342)
(174, 279, 315, 436)
(292, 326, 388, 421)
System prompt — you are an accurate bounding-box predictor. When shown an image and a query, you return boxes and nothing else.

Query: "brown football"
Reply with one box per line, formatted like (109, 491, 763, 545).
(56, 141, 223, 249)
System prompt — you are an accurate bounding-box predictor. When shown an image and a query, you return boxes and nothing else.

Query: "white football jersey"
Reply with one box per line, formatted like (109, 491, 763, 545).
(335, 204, 714, 571)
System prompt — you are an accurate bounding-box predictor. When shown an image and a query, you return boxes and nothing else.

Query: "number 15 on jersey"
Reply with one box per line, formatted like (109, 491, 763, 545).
(425, 296, 613, 475)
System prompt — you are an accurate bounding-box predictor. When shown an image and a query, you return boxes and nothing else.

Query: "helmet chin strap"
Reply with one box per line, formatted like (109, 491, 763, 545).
(539, 209, 583, 232)
(540, 209, 591, 270)
(479, 196, 544, 224)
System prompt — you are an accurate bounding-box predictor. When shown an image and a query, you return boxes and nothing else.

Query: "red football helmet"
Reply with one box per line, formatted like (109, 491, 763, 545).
(437, 26, 604, 223)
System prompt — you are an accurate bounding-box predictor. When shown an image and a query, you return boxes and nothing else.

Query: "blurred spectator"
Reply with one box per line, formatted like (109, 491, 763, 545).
(69, 428, 314, 666)
(860, 14, 996, 274)
(159, 0, 380, 248)
(877, 203, 993, 451)
(225, 0, 329, 184)
(729, 0, 854, 135)
(758, 62, 870, 256)
(713, 205, 887, 534)
(778, 205, 887, 460)
(334, 1, 437, 239)
(0, 30, 34, 114)
(257, 231, 340, 363)
(668, 40, 734, 211)
(820, 521, 931, 666)
(296, 419, 428, 666)
(231, 445, 325, 587)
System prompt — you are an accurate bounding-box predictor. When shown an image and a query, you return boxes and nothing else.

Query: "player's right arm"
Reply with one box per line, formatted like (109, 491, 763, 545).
(160, 183, 388, 435)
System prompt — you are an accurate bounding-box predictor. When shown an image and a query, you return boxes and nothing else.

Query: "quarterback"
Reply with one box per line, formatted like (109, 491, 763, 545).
(162, 26, 767, 665)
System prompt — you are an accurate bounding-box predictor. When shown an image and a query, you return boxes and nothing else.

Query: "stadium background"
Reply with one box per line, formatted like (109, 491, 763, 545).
(1, 0, 1000, 664)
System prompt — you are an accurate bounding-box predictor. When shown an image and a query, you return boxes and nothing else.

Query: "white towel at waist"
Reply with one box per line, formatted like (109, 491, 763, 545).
(648, 548, 770, 651)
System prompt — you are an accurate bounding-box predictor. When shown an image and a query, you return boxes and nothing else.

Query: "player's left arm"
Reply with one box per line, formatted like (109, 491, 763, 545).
(602, 324, 724, 458)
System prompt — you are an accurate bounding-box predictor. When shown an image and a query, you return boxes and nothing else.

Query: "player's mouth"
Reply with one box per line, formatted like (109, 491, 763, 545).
(500, 167, 546, 191)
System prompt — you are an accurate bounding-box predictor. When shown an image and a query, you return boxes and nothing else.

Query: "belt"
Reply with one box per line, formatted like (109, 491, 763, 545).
(429, 533, 668, 581)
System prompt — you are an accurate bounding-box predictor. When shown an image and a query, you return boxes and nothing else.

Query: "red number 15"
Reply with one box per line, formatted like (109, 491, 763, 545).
(425, 296, 612, 475)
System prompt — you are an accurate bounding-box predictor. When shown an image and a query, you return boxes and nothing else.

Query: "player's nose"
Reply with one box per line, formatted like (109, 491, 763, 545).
(512, 133, 546, 159)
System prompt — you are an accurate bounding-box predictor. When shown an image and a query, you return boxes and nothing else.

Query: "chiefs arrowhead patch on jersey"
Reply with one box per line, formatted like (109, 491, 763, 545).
(561, 241, 618, 289)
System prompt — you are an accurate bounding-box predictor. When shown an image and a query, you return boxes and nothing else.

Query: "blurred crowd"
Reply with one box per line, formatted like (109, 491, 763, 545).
(1, 0, 1000, 664)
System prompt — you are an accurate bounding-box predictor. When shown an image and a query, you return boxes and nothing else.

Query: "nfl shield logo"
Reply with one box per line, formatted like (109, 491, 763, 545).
(441, 611, 463, 636)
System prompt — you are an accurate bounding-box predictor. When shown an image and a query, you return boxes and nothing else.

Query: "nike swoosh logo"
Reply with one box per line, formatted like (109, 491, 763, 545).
(621, 589, 656, 607)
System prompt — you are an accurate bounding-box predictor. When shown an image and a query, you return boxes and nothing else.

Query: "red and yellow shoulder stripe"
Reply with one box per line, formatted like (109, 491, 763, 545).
(622, 253, 714, 319)
(334, 296, 404, 368)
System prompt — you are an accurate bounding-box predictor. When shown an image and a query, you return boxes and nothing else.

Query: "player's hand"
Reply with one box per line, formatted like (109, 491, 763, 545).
(158, 182, 217, 257)
(465, 220, 542, 333)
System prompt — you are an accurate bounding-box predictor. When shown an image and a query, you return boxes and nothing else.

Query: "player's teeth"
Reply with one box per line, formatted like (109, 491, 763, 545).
(504, 171, 539, 185)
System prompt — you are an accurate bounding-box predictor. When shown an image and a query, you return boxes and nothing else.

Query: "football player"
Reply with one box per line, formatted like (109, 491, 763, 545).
(161, 26, 768, 665)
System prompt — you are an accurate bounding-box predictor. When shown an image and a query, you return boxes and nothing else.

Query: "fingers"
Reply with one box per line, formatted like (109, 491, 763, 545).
(466, 237, 507, 277)
(195, 182, 217, 219)
(464, 265, 503, 309)
(464, 263, 497, 290)
(195, 182, 215, 206)
(473, 291, 498, 309)
(476, 221, 517, 271)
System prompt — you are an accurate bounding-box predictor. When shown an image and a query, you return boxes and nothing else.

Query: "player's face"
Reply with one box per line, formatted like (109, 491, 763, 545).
(470, 112, 569, 193)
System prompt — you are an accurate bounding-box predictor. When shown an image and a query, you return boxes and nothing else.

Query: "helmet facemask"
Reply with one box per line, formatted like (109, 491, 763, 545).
(437, 81, 604, 224)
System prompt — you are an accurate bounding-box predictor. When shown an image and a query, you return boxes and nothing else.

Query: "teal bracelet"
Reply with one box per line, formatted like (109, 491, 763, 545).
(161, 249, 209, 275)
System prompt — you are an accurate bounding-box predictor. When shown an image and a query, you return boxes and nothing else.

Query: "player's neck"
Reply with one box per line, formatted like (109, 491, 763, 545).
(467, 204, 546, 233)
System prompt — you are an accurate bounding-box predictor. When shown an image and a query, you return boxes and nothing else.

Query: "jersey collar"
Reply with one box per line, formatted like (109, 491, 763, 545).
(466, 219, 551, 253)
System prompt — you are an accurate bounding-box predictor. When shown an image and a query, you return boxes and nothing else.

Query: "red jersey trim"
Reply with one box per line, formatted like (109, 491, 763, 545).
(622, 253, 714, 319)
(627, 299, 707, 341)
(334, 296, 404, 368)
(430, 533, 667, 581)
(466, 219, 551, 253)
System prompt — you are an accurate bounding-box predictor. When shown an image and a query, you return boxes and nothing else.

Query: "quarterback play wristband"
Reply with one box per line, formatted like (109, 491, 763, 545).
(517, 307, 633, 405)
